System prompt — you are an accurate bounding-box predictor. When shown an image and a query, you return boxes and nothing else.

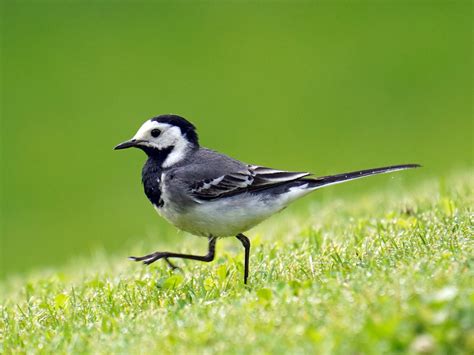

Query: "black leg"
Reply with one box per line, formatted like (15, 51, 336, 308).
(163, 258, 180, 270)
(236, 233, 250, 284)
(130, 237, 217, 266)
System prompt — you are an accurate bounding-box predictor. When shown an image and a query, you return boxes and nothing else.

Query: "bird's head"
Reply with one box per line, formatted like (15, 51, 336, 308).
(115, 114, 199, 167)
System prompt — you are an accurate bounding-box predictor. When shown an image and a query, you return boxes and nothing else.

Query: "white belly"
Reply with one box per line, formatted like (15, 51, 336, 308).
(154, 194, 274, 237)
(154, 184, 313, 237)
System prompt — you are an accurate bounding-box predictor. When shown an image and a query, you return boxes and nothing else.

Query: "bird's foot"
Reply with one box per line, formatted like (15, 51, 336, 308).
(129, 252, 182, 270)
(129, 252, 164, 265)
(164, 258, 182, 271)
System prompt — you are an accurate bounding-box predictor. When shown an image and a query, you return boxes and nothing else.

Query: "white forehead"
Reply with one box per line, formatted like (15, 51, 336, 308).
(133, 120, 173, 139)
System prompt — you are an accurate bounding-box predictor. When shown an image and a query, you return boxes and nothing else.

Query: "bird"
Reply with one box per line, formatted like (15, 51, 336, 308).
(115, 114, 420, 284)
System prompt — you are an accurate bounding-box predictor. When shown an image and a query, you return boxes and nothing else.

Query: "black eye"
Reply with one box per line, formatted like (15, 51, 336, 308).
(151, 129, 161, 138)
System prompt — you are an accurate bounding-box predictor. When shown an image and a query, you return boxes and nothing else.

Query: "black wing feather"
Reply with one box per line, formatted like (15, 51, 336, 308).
(191, 165, 310, 200)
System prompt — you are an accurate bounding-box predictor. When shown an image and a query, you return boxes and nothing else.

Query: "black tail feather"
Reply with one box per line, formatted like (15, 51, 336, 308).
(306, 164, 421, 188)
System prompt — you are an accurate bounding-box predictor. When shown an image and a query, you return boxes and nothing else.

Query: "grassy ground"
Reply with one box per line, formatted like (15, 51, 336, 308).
(1, 172, 473, 354)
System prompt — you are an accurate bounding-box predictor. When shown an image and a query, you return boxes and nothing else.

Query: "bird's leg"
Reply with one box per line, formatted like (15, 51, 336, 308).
(129, 237, 217, 266)
(163, 258, 180, 270)
(236, 233, 251, 284)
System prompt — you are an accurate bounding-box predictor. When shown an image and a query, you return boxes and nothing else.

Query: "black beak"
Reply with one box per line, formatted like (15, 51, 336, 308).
(114, 139, 139, 150)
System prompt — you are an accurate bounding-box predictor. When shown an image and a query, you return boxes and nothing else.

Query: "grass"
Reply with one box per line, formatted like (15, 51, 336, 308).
(1, 172, 473, 354)
(3, 1, 473, 276)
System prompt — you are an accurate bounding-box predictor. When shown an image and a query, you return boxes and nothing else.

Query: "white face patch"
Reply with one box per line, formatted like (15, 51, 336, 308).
(131, 120, 192, 167)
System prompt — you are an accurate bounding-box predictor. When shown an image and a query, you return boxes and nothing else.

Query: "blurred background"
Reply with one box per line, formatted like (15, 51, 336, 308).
(1, 1, 472, 278)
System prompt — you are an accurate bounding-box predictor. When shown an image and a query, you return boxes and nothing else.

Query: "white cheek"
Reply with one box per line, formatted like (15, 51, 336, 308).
(162, 130, 192, 167)
(155, 126, 181, 148)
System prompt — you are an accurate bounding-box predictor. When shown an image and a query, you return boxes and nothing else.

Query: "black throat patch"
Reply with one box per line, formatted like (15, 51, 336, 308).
(141, 146, 174, 207)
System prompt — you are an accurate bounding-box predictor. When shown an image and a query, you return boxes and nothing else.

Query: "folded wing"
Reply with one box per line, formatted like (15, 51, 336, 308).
(190, 165, 310, 200)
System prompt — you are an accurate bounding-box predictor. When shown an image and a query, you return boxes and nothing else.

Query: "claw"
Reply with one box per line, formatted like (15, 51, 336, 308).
(164, 258, 182, 271)
(129, 253, 158, 262)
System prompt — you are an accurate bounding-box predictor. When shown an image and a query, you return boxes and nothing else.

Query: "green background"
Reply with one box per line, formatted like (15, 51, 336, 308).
(1, 1, 472, 277)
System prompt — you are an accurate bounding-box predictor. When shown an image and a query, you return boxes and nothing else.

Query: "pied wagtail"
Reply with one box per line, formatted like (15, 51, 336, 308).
(115, 114, 419, 284)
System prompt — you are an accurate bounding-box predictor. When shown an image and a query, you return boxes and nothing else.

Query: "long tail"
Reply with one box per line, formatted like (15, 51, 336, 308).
(306, 164, 421, 189)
